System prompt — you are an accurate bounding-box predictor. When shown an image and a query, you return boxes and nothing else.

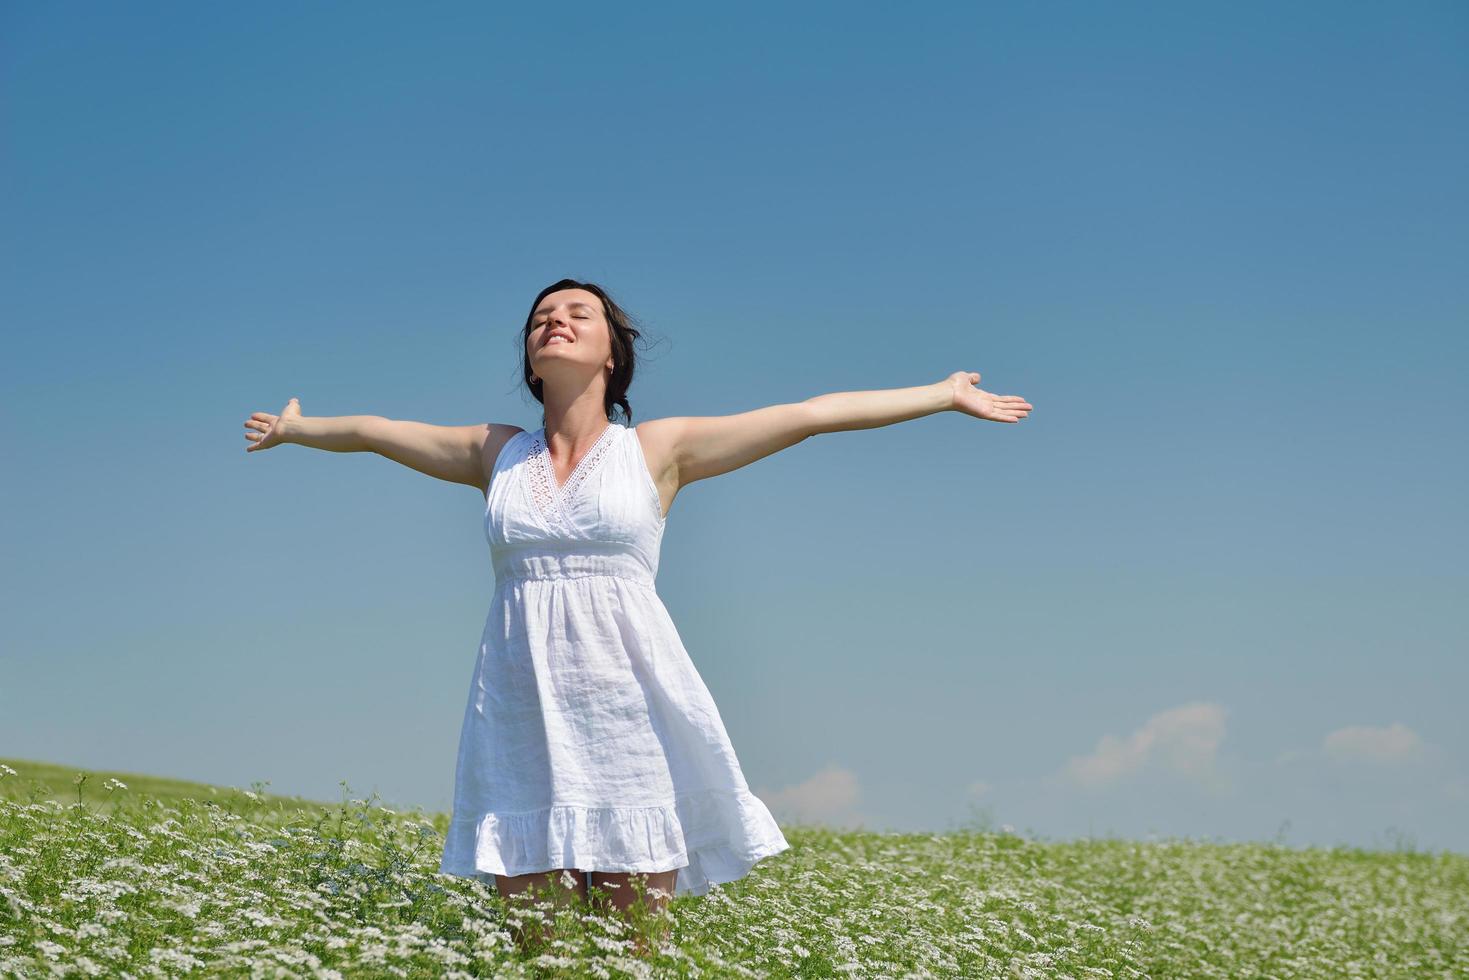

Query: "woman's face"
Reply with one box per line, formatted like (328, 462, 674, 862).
(527, 287, 613, 384)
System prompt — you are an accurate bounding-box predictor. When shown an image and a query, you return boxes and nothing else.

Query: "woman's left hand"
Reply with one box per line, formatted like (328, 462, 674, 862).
(945, 371, 1033, 423)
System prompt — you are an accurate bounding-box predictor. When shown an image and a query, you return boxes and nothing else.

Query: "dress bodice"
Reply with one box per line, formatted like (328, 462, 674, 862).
(485, 422, 666, 589)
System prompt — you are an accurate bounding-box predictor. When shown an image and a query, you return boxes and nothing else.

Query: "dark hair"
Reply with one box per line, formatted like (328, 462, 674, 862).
(520, 279, 644, 425)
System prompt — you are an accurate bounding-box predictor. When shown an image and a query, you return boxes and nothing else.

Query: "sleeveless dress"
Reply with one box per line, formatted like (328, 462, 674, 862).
(438, 421, 790, 898)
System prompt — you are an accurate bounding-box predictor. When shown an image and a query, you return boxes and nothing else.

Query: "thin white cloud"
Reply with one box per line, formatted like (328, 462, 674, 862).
(1063, 701, 1227, 790)
(1273, 748, 1309, 766)
(756, 764, 865, 829)
(1323, 722, 1423, 764)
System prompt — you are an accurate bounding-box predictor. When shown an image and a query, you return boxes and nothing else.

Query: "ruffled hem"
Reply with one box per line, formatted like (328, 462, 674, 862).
(438, 786, 790, 898)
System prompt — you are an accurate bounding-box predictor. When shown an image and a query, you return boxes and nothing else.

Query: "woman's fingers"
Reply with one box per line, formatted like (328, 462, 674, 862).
(990, 394, 1032, 416)
(952, 381, 1033, 423)
(244, 411, 284, 452)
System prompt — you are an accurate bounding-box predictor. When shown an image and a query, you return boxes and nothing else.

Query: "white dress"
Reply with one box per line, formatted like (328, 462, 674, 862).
(438, 421, 790, 898)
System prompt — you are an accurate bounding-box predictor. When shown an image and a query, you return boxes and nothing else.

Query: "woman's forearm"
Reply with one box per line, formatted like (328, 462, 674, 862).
(282, 415, 384, 453)
(803, 380, 953, 434)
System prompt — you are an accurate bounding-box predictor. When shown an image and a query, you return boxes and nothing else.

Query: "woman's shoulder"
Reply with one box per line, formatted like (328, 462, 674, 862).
(478, 423, 529, 489)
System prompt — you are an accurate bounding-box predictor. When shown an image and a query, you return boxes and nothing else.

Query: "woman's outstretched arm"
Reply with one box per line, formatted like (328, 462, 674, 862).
(803, 374, 961, 433)
(243, 397, 503, 491)
(642, 371, 1032, 491)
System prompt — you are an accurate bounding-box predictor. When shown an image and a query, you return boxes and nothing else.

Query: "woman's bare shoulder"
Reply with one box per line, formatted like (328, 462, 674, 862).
(477, 423, 528, 493)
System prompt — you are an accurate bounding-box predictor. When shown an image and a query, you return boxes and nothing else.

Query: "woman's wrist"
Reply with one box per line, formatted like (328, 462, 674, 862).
(275, 414, 301, 445)
(934, 378, 959, 413)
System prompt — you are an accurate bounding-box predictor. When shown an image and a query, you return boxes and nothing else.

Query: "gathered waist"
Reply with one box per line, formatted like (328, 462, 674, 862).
(491, 550, 655, 587)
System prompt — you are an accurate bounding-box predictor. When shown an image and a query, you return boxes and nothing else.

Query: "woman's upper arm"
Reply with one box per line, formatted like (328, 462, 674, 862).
(648, 402, 816, 488)
(363, 418, 520, 492)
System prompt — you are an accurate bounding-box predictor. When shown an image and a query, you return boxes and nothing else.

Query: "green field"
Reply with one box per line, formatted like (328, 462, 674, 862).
(2, 757, 1465, 978)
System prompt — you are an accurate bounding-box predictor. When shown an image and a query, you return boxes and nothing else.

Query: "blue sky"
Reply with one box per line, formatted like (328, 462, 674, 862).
(2, 1, 1465, 855)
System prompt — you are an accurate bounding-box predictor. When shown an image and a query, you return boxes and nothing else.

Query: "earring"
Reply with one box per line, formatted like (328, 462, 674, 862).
(530, 375, 539, 384)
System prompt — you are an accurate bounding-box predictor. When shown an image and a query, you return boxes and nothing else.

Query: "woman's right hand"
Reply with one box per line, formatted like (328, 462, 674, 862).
(244, 397, 302, 453)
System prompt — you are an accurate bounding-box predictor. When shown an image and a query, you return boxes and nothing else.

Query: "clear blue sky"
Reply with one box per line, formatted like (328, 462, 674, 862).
(3, 1, 1465, 854)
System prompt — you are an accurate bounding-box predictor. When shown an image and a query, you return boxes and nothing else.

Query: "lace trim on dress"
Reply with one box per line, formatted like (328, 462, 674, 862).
(527, 423, 618, 522)
(526, 432, 556, 515)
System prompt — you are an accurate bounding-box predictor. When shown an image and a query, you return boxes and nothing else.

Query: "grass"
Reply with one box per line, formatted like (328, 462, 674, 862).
(2, 757, 1466, 978)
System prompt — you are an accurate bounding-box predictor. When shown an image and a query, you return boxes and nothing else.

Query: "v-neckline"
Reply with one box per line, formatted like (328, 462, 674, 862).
(530, 423, 619, 520)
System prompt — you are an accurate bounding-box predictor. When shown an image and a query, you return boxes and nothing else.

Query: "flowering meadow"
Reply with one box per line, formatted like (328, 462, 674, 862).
(1, 760, 1465, 978)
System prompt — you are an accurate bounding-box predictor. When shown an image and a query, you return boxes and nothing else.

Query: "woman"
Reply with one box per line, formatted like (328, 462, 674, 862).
(242, 279, 1032, 957)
